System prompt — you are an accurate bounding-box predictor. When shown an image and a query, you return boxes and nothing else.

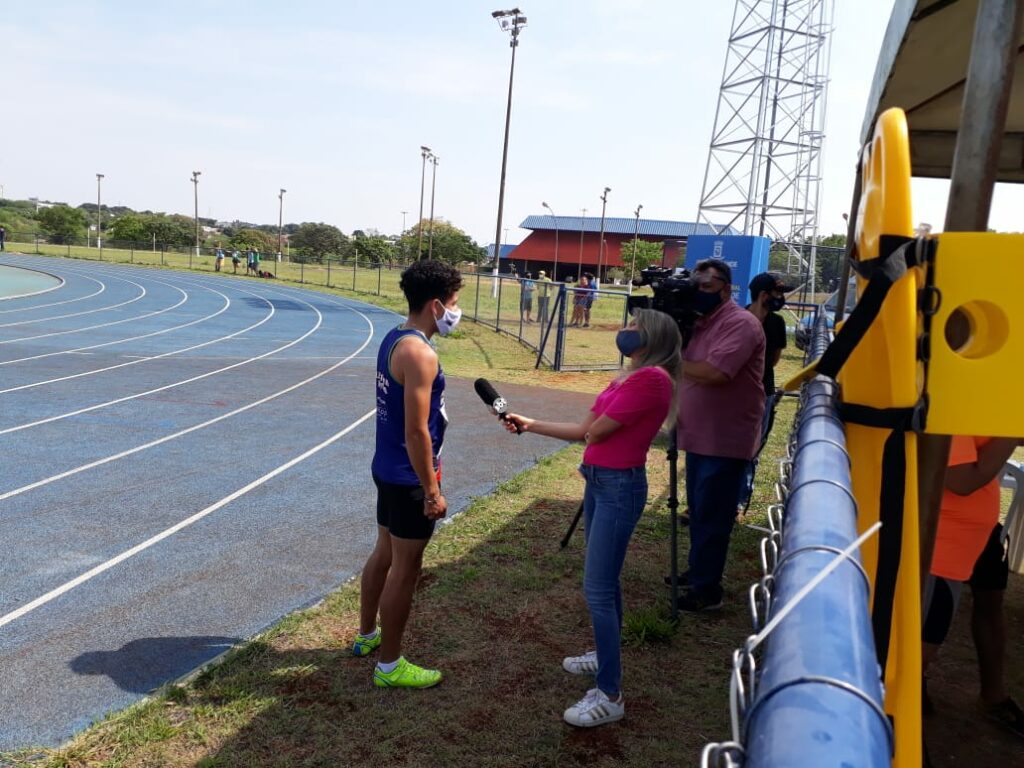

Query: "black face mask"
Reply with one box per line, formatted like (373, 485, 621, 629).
(693, 291, 723, 316)
(768, 296, 785, 312)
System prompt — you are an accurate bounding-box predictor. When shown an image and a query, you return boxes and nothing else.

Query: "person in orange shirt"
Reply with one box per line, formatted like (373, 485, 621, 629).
(922, 435, 1023, 738)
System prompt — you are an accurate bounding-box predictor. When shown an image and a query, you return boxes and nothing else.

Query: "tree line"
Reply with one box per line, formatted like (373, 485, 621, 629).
(23, 200, 487, 266)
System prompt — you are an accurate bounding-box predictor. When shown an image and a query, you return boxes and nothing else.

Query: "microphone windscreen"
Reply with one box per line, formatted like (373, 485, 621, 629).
(474, 377, 501, 405)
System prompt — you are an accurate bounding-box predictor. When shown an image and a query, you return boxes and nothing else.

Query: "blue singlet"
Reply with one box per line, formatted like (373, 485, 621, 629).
(371, 325, 447, 486)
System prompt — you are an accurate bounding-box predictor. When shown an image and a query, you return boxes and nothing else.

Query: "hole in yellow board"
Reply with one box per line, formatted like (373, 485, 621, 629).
(944, 302, 1009, 359)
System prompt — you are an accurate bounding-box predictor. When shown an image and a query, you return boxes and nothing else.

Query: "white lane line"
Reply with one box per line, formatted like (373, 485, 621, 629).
(0, 272, 147, 329)
(0, 408, 376, 630)
(0, 302, 375, 499)
(0, 264, 65, 302)
(0, 296, 275, 419)
(0, 282, 187, 346)
(0, 278, 230, 368)
(0, 271, 234, 366)
(0, 268, 104, 314)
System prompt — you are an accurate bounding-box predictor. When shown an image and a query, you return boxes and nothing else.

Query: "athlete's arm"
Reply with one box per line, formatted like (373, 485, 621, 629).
(394, 339, 446, 518)
(945, 438, 1020, 496)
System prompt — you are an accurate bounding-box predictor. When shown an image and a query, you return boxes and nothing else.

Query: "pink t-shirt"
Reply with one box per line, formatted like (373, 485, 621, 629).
(583, 366, 674, 469)
(677, 300, 765, 460)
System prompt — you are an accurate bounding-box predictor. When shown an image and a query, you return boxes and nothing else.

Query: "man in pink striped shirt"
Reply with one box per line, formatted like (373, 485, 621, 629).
(676, 259, 765, 611)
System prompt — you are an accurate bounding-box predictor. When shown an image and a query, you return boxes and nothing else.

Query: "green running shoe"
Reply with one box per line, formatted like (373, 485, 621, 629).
(352, 629, 381, 657)
(373, 657, 442, 689)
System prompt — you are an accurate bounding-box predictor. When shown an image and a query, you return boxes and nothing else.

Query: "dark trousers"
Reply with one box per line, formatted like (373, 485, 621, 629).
(686, 452, 750, 599)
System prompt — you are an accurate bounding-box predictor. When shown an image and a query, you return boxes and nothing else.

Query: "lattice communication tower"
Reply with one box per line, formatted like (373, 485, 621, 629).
(695, 0, 835, 293)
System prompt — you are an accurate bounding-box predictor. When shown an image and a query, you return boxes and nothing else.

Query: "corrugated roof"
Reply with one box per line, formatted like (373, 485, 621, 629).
(519, 215, 739, 238)
(485, 243, 518, 259)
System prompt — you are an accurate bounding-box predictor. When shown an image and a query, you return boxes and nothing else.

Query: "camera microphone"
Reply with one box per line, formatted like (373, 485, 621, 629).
(473, 378, 521, 434)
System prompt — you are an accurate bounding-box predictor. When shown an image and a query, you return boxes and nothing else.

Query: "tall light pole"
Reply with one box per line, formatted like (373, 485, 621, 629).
(417, 146, 432, 260)
(490, 7, 527, 294)
(427, 153, 439, 259)
(577, 207, 587, 281)
(278, 188, 286, 261)
(541, 201, 559, 280)
(596, 186, 610, 284)
(629, 203, 643, 293)
(95, 173, 105, 250)
(401, 210, 409, 233)
(191, 171, 201, 256)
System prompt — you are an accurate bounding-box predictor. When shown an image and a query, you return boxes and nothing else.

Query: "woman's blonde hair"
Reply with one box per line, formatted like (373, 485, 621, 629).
(628, 308, 681, 379)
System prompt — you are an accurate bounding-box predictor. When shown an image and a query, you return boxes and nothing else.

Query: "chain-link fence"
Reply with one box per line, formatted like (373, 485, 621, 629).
(3, 232, 637, 371)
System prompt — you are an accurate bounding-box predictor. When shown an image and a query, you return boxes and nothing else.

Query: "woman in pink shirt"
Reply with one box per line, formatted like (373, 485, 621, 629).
(502, 309, 680, 728)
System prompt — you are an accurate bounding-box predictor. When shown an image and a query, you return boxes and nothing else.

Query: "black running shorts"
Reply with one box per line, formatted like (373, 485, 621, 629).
(373, 476, 437, 541)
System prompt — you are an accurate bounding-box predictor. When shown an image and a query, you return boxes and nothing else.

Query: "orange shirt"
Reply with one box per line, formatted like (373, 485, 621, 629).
(931, 436, 1001, 581)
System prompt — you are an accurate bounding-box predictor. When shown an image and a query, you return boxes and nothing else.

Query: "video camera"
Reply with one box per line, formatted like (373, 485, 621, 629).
(626, 266, 700, 345)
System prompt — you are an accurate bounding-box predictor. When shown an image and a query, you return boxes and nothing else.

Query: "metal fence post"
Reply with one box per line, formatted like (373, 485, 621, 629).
(130, 242, 134, 263)
(474, 270, 482, 320)
(34, 233, 39, 254)
(327, 258, 331, 287)
(352, 256, 357, 290)
(554, 284, 568, 371)
(377, 264, 382, 295)
(189, 247, 193, 270)
(300, 261, 304, 284)
(161, 244, 165, 265)
(495, 275, 503, 332)
(517, 277, 525, 340)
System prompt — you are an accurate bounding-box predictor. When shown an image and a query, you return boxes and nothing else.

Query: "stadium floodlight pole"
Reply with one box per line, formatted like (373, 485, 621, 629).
(629, 203, 643, 293)
(490, 7, 527, 296)
(596, 186, 610, 283)
(401, 210, 409, 233)
(417, 146, 432, 260)
(277, 188, 287, 261)
(191, 171, 201, 256)
(542, 201, 558, 279)
(577, 207, 587, 281)
(427, 153, 439, 259)
(95, 173, 104, 250)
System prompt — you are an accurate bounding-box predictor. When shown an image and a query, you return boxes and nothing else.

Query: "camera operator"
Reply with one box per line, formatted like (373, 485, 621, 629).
(676, 258, 766, 612)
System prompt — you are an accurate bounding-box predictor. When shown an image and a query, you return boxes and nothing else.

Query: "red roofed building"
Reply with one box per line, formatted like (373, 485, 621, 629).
(499, 215, 737, 282)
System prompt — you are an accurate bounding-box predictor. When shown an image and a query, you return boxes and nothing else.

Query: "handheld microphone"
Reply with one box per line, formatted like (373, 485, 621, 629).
(473, 378, 521, 434)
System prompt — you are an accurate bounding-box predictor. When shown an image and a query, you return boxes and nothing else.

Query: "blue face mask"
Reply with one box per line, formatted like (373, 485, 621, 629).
(615, 329, 646, 357)
(693, 290, 724, 316)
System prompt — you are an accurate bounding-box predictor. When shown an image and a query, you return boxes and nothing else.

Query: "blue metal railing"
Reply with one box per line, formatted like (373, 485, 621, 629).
(703, 310, 892, 768)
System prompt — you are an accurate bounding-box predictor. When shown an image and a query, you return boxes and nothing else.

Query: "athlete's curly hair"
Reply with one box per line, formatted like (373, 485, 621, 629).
(400, 259, 465, 312)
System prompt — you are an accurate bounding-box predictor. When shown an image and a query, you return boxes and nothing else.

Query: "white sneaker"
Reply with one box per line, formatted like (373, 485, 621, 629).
(562, 650, 598, 675)
(563, 688, 624, 727)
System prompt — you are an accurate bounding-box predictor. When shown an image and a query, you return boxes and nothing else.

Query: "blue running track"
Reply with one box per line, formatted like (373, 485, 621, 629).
(0, 255, 592, 749)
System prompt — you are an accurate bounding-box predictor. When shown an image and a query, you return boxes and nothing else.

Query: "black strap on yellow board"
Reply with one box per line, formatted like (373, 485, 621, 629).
(839, 401, 923, 673)
(815, 235, 916, 381)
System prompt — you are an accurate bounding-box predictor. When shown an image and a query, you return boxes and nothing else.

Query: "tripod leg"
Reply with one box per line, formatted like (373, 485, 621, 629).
(560, 501, 585, 549)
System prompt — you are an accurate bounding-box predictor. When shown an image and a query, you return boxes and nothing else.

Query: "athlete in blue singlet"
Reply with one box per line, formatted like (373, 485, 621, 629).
(354, 259, 464, 690)
(371, 326, 447, 486)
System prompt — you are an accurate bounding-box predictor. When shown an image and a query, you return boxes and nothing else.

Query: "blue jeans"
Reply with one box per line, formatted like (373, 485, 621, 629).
(686, 452, 749, 600)
(581, 464, 648, 697)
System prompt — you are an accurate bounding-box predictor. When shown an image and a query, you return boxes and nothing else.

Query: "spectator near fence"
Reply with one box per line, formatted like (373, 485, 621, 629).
(521, 273, 536, 323)
(536, 270, 553, 326)
(214, 246, 224, 272)
(0, 226, 6, 251)
(570, 275, 590, 328)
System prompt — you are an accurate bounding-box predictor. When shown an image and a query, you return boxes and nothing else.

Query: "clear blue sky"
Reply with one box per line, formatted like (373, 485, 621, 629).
(3, 0, 1020, 243)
